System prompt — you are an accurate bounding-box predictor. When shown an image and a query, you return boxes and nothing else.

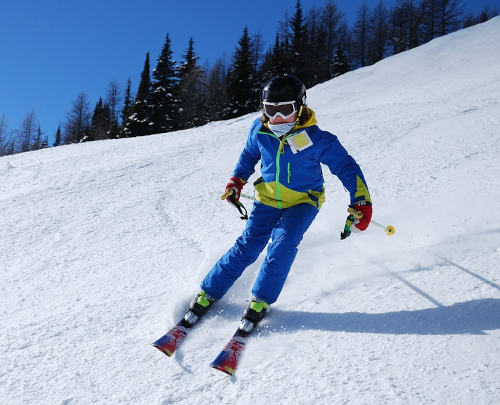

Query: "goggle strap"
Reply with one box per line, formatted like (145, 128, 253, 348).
(297, 105, 304, 121)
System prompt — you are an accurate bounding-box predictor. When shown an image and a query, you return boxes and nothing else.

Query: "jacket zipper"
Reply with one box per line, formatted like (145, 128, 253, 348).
(275, 134, 294, 209)
(259, 129, 295, 209)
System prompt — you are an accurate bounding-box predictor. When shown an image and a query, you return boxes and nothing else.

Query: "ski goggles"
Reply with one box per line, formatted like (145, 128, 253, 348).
(262, 100, 298, 120)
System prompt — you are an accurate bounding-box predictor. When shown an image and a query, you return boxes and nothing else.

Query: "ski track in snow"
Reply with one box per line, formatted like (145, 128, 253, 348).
(1, 17, 500, 405)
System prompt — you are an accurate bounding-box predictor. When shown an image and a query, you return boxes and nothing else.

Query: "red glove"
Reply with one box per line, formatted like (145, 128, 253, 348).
(353, 202, 372, 231)
(225, 177, 246, 202)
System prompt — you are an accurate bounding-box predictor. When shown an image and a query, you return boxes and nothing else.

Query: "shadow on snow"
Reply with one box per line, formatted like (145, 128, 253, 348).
(262, 298, 500, 336)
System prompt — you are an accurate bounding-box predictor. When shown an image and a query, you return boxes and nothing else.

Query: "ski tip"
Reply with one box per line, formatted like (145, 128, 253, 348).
(152, 343, 174, 357)
(210, 363, 235, 376)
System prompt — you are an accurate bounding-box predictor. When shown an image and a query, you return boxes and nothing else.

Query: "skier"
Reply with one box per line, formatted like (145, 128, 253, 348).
(186, 73, 372, 334)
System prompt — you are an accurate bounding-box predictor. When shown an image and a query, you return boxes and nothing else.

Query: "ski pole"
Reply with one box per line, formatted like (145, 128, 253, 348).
(341, 206, 395, 239)
(371, 219, 396, 235)
(221, 189, 254, 201)
(220, 188, 250, 220)
(347, 206, 395, 235)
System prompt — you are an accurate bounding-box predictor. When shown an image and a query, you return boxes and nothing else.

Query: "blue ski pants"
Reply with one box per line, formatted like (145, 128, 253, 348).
(200, 201, 318, 304)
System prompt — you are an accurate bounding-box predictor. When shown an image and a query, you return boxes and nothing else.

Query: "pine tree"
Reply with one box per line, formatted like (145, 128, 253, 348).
(306, 7, 329, 84)
(31, 126, 43, 150)
(176, 38, 205, 129)
(54, 125, 62, 147)
(226, 27, 259, 118)
(151, 34, 178, 133)
(89, 98, 102, 141)
(332, 47, 350, 77)
(260, 35, 290, 83)
(290, 1, 310, 85)
(105, 79, 121, 139)
(90, 98, 111, 141)
(122, 53, 153, 137)
(205, 58, 228, 122)
(40, 132, 49, 149)
(252, 33, 266, 89)
(277, 13, 295, 74)
(120, 78, 133, 137)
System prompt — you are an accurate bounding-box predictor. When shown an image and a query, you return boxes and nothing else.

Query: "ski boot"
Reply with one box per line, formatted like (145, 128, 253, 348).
(182, 291, 216, 327)
(238, 297, 269, 336)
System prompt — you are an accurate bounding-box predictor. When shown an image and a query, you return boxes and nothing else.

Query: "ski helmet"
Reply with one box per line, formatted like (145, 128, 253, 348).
(261, 74, 307, 117)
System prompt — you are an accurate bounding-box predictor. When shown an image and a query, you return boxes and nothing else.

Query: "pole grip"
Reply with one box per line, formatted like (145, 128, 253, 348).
(346, 207, 395, 236)
(347, 206, 363, 219)
(221, 188, 234, 200)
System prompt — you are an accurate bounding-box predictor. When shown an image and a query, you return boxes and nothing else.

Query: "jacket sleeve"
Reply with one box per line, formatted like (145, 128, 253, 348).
(319, 132, 372, 205)
(232, 119, 262, 181)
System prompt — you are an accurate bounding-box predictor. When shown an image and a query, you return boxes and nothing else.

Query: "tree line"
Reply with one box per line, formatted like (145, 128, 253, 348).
(1, 0, 497, 156)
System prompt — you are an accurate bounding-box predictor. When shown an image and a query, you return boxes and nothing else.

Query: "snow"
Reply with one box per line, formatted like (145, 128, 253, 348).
(2, 17, 500, 404)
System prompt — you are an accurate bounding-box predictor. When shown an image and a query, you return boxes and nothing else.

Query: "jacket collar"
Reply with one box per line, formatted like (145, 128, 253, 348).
(294, 107, 317, 130)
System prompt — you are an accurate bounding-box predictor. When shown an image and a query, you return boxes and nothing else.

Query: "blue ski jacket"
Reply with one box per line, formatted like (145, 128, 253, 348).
(233, 108, 371, 209)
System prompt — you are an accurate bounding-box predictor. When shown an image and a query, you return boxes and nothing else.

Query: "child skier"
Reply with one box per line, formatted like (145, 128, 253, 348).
(185, 73, 372, 334)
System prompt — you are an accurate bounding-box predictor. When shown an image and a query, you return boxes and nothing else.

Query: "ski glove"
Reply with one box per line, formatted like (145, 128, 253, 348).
(340, 202, 372, 239)
(225, 177, 246, 202)
(353, 201, 372, 231)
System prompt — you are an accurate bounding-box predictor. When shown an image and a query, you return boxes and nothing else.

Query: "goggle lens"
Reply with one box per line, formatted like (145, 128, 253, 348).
(263, 101, 297, 119)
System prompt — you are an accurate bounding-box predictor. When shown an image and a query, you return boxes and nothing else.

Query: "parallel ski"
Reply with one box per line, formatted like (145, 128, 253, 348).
(154, 296, 264, 374)
(152, 319, 191, 357)
(210, 323, 253, 375)
(153, 292, 214, 357)
(211, 299, 268, 375)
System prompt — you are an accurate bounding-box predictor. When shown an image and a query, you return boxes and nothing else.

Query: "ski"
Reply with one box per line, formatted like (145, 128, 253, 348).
(211, 299, 269, 375)
(210, 321, 253, 376)
(152, 319, 192, 357)
(153, 292, 215, 357)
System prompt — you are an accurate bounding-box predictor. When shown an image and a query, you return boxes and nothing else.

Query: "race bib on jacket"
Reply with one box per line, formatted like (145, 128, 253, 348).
(287, 131, 313, 154)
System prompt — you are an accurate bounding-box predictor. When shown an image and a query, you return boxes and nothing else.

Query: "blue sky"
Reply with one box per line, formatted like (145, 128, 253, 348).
(1, 0, 498, 143)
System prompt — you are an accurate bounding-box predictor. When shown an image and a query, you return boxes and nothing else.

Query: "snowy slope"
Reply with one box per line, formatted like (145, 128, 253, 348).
(2, 17, 500, 405)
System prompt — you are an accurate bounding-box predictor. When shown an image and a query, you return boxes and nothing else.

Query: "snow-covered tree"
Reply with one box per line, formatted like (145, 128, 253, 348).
(119, 78, 133, 138)
(122, 53, 153, 137)
(151, 34, 178, 133)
